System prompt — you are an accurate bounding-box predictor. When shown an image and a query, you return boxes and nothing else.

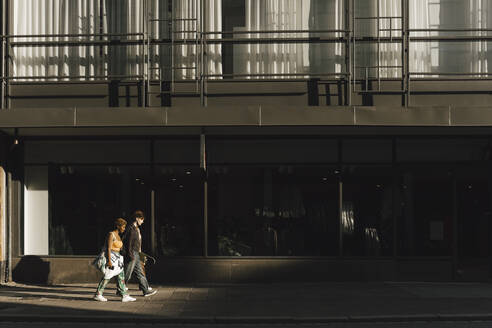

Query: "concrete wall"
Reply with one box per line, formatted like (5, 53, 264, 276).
(10, 257, 453, 284)
(24, 166, 49, 255)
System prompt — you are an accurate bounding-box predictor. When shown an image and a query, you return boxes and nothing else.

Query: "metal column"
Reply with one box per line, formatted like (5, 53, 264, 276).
(2, 0, 8, 109)
(346, 0, 352, 105)
(403, 0, 410, 106)
(200, 133, 207, 257)
(200, 0, 206, 107)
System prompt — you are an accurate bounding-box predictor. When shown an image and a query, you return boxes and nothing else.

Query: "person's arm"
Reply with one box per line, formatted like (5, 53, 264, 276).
(106, 232, 113, 268)
(127, 228, 135, 260)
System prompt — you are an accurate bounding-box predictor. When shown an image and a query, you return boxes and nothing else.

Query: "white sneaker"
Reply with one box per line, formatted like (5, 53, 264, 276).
(143, 289, 157, 297)
(93, 294, 107, 302)
(148, 287, 152, 291)
(121, 295, 136, 302)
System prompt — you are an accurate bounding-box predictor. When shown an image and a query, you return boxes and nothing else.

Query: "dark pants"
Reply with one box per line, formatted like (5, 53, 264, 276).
(125, 251, 150, 293)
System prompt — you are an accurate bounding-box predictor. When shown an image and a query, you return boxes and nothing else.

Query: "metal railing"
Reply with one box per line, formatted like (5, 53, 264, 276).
(2, 0, 492, 108)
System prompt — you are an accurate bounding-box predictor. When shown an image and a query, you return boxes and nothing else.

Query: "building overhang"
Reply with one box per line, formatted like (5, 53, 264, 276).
(1, 106, 492, 137)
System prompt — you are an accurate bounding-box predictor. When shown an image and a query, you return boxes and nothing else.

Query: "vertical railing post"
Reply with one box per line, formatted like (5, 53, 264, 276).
(403, 0, 410, 107)
(346, 0, 352, 105)
(195, 0, 199, 94)
(146, 0, 151, 107)
(377, 0, 380, 91)
(171, 0, 175, 95)
(3, 0, 8, 109)
(141, 0, 146, 107)
(0, 0, 7, 109)
(1, 0, 5, 109)
(352, 0, 356, 95)
(200, 0, 206, 107)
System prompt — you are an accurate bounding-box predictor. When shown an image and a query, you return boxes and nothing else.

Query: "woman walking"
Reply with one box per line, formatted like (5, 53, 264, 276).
(93, 218, 136, 302)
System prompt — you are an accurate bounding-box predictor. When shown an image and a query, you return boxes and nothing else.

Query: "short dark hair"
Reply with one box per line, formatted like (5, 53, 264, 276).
(133, 210, 145, 221)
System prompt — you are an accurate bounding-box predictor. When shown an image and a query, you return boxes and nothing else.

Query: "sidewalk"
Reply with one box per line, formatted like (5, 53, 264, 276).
(2, 282, 492, 324)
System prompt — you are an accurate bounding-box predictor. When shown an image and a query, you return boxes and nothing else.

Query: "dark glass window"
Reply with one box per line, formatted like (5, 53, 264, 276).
(208, 166, 339, 256)
(154, 166, 204, 256)
(397, 167, 453, 256)
(342, 139, 393, 163)
(342, 165, 393, 256)
(207, 138, 338, 164)
(396, 139, 489, 162)
(456, 167, 492, 268)
(42, 138, 202, 256)
(49, 165, 151, 255)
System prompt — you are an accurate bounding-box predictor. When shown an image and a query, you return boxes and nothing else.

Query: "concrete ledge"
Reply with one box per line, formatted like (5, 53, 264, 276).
(451, 106, 492, 126)
(0, 108, 74, 127)
(355, 106, 450, 126)
(76, 107, 165, 126)
(10, 257, 453, 284)
(260, 105, 354, 126)
(167, 106, 259, 126)
(3, 105, 492, 128)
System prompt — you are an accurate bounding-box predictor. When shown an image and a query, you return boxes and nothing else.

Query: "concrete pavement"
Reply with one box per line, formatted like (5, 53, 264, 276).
(2, 282, 492, 324)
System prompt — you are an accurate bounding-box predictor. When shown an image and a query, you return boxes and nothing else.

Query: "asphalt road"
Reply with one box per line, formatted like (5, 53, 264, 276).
(3, 322, 492, 328)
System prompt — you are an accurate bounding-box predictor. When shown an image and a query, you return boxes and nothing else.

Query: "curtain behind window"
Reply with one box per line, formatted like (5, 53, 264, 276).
(309, 0, 345, 77)
(13, 0, 142, 80)
(409, 0, 433, 76)
(12, 0, 223, 81)
(12, 0, 492, 82)
(233, 0, 310, 79)
(173, 0, 222, 80)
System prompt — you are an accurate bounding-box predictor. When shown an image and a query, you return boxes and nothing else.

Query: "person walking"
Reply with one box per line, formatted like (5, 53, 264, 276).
(94, 218, 136, 302)
(123, 210, 157, 297)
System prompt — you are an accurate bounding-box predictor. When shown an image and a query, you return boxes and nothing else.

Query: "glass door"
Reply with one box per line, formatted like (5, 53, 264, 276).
(456, 166, 492, 281)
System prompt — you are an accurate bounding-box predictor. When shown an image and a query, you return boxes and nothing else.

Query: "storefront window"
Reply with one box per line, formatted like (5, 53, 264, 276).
(24, 136, 492, 260)
(395, 138, 490, 256)
(24, 139, 202, 256)
(49, 165, 151, 255)
(396, 167, 453, 256)
(154, 166, 204, 256)
(342, 165, 393, 256)
(208, 166, 339, 256)
(455, 166, 492, 278)
(207, 137, 339, 256)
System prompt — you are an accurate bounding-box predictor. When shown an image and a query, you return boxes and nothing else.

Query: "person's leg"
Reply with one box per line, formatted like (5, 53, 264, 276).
(115, 270, 128, 296)
(132, 251, 150, 293)
(124, 256, 136, 283)
(94, 277, 109, 300)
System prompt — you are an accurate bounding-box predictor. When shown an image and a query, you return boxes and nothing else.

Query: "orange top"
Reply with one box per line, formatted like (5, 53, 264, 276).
(110, 232, 123, 252)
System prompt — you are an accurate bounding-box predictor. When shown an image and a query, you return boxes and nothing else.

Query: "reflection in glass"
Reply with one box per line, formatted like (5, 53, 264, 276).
(208, 166, 339, 256)
(49, 165, 151, 255)
(154, 166, 204, 256)
(342, 166, 393, 256)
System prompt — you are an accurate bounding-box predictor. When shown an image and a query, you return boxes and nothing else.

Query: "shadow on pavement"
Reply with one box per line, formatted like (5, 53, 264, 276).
(0, 300, 170, 322)
(12, 256, 50, 284)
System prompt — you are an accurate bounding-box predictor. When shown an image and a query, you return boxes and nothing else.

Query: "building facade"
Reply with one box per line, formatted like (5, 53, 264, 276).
(2, 0, 492, 284)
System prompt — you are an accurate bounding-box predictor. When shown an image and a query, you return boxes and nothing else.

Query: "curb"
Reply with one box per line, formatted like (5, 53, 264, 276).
(2, 314, 492, 324)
